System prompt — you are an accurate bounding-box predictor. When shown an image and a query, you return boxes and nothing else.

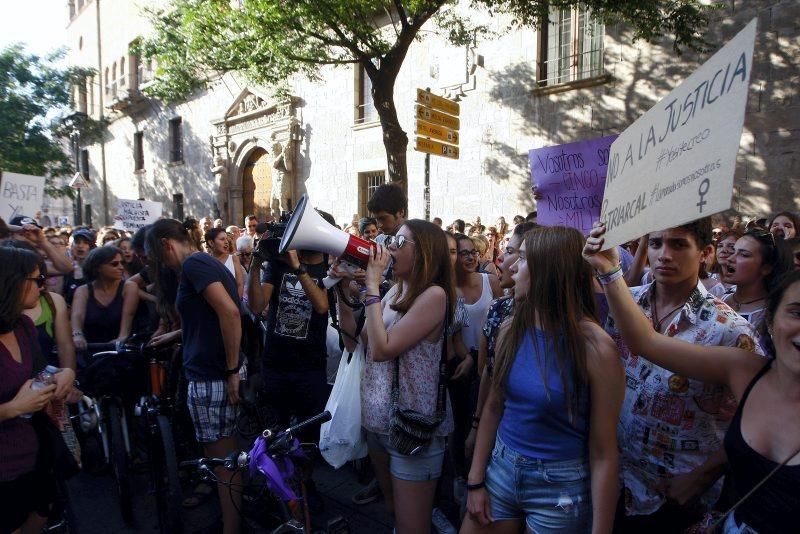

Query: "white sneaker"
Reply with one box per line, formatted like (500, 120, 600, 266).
(431, 507, 457, 534)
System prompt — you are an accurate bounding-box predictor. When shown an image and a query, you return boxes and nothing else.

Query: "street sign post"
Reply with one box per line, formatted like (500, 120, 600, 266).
(416, 88, 460, 115)
(415, 120, 459, 145)
(415, 104, 460, 131)
(415, 138, 460, 160)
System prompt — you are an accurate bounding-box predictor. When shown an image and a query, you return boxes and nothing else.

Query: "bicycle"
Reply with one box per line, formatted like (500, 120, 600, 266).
(131, 341, 184, 534)
(76, 340, 148, 523)
(181, 410, 347, 534)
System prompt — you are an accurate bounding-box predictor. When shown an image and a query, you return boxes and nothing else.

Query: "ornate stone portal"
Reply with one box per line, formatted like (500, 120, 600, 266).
(210, 88, 302, 224)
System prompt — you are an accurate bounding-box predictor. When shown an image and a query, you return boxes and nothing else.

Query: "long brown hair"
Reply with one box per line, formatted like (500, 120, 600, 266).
(391, 219, 455, 322)
(492, 226, 597, 423)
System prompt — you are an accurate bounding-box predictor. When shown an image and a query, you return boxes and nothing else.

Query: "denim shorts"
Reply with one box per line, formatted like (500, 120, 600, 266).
(484, 436, 591, 532)
(365, 430, 446, 482)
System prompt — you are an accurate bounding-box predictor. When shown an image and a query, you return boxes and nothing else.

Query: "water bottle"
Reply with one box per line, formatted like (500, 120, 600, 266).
(20, 365, 59, 419)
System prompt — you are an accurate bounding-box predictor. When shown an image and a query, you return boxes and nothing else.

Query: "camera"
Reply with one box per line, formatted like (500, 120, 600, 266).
(254, 212, 291, 262)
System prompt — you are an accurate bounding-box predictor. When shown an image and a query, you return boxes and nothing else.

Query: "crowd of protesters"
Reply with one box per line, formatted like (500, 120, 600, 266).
(0, 188, 799, 534)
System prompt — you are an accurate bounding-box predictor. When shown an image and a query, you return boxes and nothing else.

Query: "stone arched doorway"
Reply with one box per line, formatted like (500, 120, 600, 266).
(242, 148, 272, 221)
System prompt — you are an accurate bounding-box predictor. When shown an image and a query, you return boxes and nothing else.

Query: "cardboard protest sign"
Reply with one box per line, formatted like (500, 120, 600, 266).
(530, 135, 617, 235)
(113, 199, 162, 231)
(599, 19, 756, 249)
(0, 172, 46, 222)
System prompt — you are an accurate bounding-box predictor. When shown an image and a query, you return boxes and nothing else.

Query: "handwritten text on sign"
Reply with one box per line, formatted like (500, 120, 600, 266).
(0, 172, 45, 222)
(530, 136, 617, 235)
(113, 199, 162, 231)
(599, 19, 756, 249)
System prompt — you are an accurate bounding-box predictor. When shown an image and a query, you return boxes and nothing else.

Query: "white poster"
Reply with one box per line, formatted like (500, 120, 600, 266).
(0, 171, 46, 222)
(113, 199, 162, 231)
(599, 19, 756, 249)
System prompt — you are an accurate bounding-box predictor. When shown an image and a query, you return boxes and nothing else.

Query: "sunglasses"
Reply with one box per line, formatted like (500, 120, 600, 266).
(746, 231, 776, 247)
(458, 249, 480, 258)
(384, 235, 415, 249)
(27, 274, 46, 288)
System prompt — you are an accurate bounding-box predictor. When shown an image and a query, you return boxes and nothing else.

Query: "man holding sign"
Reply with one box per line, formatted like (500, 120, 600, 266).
(588, 19, 762, 531)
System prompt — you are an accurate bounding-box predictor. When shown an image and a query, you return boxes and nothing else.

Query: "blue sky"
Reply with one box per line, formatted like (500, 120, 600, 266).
(1, 0, 69, 57)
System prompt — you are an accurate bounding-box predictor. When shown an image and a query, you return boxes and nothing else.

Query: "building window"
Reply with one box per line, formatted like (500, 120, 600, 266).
(358, 170, 386, 216)
(134, 132, 144, 171)
(172, 193, 184, 221)
(168, 117, 183, 163)
(104, 67, 110, 95)
(87, 76, 94, 116)
(80, 149, 89, 179)
(355, 64, 378, 124)
(119, 56, 126, 92)
(537, 6, 604, 87)
(77, 81, 88, 113)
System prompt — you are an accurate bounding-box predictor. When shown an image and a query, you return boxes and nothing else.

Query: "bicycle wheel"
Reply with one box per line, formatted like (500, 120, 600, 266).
(155, 415, 183, 534)
(108, 401, 133, 523)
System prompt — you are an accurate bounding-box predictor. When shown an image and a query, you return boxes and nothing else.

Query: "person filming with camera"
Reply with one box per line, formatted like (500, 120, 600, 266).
(247, 213, 332, 448)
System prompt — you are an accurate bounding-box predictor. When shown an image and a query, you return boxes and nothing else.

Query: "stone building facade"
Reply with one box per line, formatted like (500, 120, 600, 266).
(66, 0, 798, 228)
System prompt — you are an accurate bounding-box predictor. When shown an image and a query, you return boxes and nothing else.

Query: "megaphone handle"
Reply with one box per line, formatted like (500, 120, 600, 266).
(323, 261, 360, 289)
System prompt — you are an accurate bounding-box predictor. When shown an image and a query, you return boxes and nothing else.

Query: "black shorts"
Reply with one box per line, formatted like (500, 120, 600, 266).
(0, 469, 56, 533)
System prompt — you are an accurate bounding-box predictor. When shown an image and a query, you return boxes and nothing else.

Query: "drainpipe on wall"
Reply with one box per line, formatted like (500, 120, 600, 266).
(95, 0, 110, 225)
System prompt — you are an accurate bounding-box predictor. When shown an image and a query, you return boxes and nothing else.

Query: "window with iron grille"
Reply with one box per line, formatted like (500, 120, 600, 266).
(358, 170, 386, 216)
(173, 193, 184, 221)
(169, 117, 183, 163)
(80, 149, 89, 179)
(537, 6, 604, 87)
(133, 132, 144, 171)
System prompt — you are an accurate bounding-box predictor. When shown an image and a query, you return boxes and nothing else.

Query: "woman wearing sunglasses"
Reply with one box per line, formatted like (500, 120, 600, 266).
(721, 230, 793, 355)
(71, 246, 139, 350)
(334, 220, 456, 534)
(0, 247, 75, 534)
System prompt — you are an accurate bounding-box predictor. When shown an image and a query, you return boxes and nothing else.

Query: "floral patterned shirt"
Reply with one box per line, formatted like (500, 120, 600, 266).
(605, 281, 762, 516)
(482, 296, 514, 375)
(361, 285, 454, 436)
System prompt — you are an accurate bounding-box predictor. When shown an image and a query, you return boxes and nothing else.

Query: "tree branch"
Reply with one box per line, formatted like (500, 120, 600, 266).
(392, 0, 409, 29)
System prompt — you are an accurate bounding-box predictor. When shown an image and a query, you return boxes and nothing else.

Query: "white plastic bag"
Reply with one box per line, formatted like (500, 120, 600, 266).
(319, 344, 368, 468)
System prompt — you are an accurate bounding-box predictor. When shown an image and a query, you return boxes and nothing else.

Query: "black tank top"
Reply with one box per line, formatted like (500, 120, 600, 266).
(723, 360, 800, 532)
(83, 282, 124, 343)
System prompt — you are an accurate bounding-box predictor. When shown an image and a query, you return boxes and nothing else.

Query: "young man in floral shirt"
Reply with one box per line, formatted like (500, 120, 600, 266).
(606, 218, 762, 533)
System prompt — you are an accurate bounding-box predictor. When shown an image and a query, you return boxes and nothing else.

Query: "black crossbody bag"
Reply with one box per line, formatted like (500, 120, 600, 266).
(388, 307, 449, 456)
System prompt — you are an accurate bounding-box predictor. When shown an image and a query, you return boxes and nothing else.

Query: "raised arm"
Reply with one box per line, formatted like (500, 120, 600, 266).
(583, 223, 761, 388)
(584, 323, 624, 534)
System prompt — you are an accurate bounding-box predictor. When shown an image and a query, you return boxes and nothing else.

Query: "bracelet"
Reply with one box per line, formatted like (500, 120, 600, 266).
(72, 331, 84, 338)
(595, 265, 623, 286)
(466, 481, 485, 491)
(364, 293, 381, 299)
(364, 296, 381, 307)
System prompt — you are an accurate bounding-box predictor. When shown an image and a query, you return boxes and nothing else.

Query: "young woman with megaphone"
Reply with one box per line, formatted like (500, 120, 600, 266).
(333, 219, 456, 534)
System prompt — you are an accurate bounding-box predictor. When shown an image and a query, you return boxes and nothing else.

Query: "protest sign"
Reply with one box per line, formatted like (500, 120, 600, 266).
(113, 199, 162, 231)
(530, 135, 617, 235)
(0, 171, 46, 222)
(599, 19, 756, 249)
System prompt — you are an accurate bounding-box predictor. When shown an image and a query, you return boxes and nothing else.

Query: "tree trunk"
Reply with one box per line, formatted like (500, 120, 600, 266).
(373, 78, 408, 186)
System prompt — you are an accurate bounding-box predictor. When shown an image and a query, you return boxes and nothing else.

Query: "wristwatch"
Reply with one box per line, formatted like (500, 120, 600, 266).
(225, 363, 241, 377)
(292, 264, 308, 276)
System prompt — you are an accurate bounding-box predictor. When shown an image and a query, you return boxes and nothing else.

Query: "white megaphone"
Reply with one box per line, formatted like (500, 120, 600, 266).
(279, 195, 374, 288)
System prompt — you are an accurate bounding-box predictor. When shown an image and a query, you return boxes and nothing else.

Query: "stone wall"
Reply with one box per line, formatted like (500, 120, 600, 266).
(66, 0, 799, 228)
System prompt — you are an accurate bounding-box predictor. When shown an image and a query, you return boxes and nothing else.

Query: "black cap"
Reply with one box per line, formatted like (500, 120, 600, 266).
(72, 228, 96, 243)
(9, 215, 40, 228)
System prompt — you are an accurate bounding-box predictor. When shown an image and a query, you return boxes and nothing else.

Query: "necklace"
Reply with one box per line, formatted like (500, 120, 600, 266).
(731, 293, 765, 311)
(651, 287, 685, 333)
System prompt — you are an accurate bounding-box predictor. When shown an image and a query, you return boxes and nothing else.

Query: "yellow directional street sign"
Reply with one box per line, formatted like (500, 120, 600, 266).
(415, 119, 459, 145)
(415, 137, 459, 160)
(416, 89, 460, 116)
(415, 104, 460, 131)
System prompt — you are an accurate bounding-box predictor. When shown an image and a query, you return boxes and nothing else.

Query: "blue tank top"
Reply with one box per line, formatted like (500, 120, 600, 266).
(497, 330, 589, 460)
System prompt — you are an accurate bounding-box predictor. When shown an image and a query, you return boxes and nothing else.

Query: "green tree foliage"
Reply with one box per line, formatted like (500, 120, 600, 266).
(0, 45, 94, 196)
(141, 0, 713, 184)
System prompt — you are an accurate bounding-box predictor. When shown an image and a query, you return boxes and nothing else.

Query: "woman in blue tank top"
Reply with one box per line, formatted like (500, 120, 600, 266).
(463, 226, 624, 534)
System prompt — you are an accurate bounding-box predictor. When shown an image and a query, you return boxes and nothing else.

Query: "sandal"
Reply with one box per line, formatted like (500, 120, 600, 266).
(181, 482, 214, 508)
